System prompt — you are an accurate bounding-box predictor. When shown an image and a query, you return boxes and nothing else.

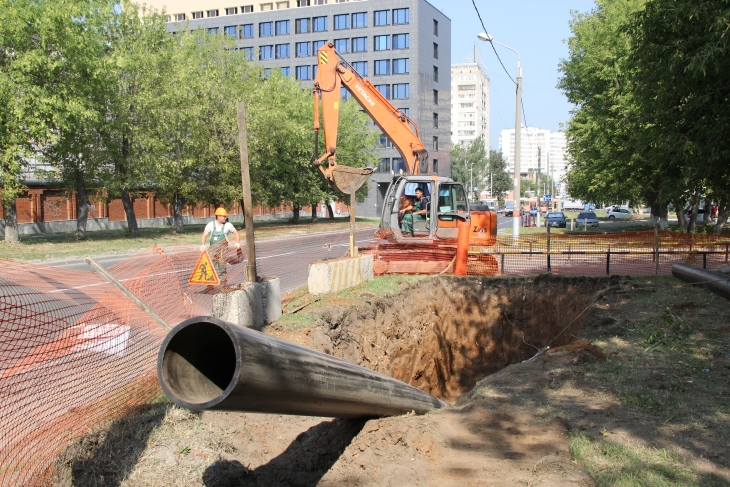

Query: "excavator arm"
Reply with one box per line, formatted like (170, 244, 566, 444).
(313, 42, 428, 193)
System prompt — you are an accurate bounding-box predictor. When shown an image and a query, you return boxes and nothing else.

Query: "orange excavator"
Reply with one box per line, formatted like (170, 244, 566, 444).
(313, 43, 496, 263)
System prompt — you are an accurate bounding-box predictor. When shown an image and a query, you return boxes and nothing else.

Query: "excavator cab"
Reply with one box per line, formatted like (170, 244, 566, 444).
(379, 176, 472, 243)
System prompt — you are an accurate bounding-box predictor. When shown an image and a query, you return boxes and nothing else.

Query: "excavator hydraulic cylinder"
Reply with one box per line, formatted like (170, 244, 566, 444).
(157, 316, 449, 418)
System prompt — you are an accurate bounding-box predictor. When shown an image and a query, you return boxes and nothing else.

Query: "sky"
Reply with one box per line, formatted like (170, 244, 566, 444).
(425, 0, 597, 150)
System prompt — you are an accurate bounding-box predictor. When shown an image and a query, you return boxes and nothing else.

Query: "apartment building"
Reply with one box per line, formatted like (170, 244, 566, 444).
(147, 0, 451, 218)
(499, 127, 568, 183)
(450, 45, 489, 150)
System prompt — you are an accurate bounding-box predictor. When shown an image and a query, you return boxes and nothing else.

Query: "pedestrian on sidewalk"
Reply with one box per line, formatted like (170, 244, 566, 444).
(200, 207, 240, 282)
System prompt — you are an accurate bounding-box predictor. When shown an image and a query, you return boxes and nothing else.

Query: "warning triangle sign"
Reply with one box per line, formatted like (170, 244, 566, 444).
(189, 251, 220, 286)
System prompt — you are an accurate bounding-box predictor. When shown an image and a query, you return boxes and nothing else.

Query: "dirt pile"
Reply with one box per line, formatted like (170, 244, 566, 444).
(310, 275, 615, 402)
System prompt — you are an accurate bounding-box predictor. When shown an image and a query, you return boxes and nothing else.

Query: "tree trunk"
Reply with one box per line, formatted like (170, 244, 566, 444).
(172, 192, 184, 233)
(327, 202, 335, 220)
(311, 202, 318, 223)
(2, 198, 19, 243)
(649, 198, 669, 230)
(713, 199, 729, 234)
(75, 178, 91, 240)
(292, 204, 300, 224)
(676, 206, 688, 233)
(239, 198, 246, 229)
(687, 201, 699, 233)
(120, 189, 138, 237)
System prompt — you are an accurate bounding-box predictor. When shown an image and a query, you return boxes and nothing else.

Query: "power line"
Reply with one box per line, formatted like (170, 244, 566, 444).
(470, 0, 515, 85)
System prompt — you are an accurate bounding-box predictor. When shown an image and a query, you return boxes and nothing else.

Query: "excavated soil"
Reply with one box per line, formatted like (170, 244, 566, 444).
(308, 275, 614, 403)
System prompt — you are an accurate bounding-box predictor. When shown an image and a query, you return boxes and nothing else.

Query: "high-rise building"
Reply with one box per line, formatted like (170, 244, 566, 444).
(499, 127, 567, 183)
(146, 0, 451, 218)
(450, 44, 489, 150)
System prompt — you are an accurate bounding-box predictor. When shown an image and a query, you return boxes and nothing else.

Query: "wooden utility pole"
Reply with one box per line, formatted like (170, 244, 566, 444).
(237, 101, 258, 282)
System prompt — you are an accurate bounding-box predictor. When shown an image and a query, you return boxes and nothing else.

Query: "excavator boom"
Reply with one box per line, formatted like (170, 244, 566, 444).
(313, 43, 428, 193)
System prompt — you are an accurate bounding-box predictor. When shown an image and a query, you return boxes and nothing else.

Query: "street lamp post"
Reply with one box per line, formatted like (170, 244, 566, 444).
(470, 162, 473, 202)
(478, 33, 521, 238)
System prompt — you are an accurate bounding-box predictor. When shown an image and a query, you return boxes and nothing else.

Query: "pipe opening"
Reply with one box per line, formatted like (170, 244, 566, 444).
(161, 321, 237, 405)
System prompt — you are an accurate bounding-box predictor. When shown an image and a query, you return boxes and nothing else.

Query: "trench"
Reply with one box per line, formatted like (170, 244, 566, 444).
(313, 275, 614, 403)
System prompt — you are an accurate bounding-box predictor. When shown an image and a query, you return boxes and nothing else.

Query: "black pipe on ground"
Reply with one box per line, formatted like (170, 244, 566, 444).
(671, 263, 730, 300)
(157, 316, 449, 418)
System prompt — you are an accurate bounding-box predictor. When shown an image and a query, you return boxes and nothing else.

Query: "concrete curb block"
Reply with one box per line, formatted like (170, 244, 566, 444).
(213, 277, 282, 329)
(307, 254, 374, 295)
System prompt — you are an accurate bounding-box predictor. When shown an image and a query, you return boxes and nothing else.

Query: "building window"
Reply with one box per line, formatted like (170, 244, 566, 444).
(341, 87, 350, 101)
(397, 107, 410, 117)
(433, 113, 438, 128)
(296, 42, 311, 57)
(433, 89, 438, 105)
(313, 0, 325, 4)
(297, 0, 310, 5)
(280, 66, 290, 76)
(392, 33, 409, 49)
(241, 23, 254, 38)
(275, 20, 290, 35)
(260, 22, 273, 36)
(276, 1, 289, 8)
(433, 43, 438, 59)
(241, 47, 254, 61)
(392, 58, 409, 74)
(207, 9, 219, 17)
(377, 158, 390, 173)
(226, 7, 238, 14)
(377, 134, 393, 148)
(242, 5, 254, 13)
(296, 65, 311, 80)
(352, 37, 367, 52)
(224, 25, 238, 38)
(393, 8, 409, 24)
(334, 38, 349, 53)
(374, 10, 390, 26)
(352, 12, 367, 28)
(458, 84, 476, 90)
(351, 61, 367, 75)
(433, 136, 438, 151)
(260, 3, 273, 11)
(375, 84, 390, 99)
(374, 35, 390, 51)
(260, 45, 273, 59)
(393, 157, 405, 173)
(433, 66, 438, 82)
(192, 11, 203, 19)
(313, 40, 326, 52)
(393, 83, 409, 99)
(275, 43, 290, 58)
(433, 19, 438, 36)
(173, 13, 186, 21)
(312, 64, 318, 78)
(374, 60, 390, 75)
(433, 159, 438, 174)
(208, 27, 219, 34)
(295, 18, 309, 33)
(334, 14, 349, 30)
(313, 16, 327, 32)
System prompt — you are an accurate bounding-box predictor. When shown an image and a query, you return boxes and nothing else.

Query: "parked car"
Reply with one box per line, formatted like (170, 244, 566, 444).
(545, 212, 567, 228)
(576, 211, 600, 227)
(606, 207, 633, 220)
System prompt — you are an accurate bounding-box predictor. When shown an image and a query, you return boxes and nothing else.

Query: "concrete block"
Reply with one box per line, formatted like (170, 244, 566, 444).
(212, 276, 282, 329)
(308, 254, 374, 295)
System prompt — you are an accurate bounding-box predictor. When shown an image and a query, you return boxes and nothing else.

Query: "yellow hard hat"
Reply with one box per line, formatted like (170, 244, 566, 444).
(215, 207, 228, 217)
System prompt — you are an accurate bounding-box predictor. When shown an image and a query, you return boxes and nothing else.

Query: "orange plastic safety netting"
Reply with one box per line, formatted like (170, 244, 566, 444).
(0, 242, 249, 486)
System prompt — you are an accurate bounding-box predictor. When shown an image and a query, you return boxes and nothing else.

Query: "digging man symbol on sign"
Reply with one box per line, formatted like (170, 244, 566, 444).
(189, 250, 220, 286)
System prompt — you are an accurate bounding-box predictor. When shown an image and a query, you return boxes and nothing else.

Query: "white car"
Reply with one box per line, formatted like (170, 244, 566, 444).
(606, 207, 633, 220)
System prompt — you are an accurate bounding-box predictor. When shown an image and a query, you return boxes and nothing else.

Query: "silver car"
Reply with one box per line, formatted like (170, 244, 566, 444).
(576, 211, 599, 227)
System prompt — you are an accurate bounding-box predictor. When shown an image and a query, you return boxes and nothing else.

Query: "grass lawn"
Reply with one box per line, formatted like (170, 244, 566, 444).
(0, 217, 380, 262)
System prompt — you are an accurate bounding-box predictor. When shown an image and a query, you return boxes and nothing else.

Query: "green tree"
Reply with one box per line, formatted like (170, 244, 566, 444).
(487, 150, 512, 197)
(450, 137, 488, 200)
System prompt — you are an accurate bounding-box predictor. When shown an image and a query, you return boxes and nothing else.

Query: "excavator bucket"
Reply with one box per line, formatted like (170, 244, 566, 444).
(328, 165, 374, 194)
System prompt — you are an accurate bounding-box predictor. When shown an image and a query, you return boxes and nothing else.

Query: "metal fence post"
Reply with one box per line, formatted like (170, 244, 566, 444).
(606, 244, 611, 275)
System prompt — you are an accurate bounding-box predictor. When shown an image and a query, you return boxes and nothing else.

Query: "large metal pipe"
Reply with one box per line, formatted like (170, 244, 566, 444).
(672, 263, 730, 300)
(157, 316, 449, 418)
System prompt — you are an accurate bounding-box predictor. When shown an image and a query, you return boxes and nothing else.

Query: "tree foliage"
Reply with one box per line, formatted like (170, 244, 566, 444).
(450, 137, 511, 199)
(559, 0, 730, 232)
